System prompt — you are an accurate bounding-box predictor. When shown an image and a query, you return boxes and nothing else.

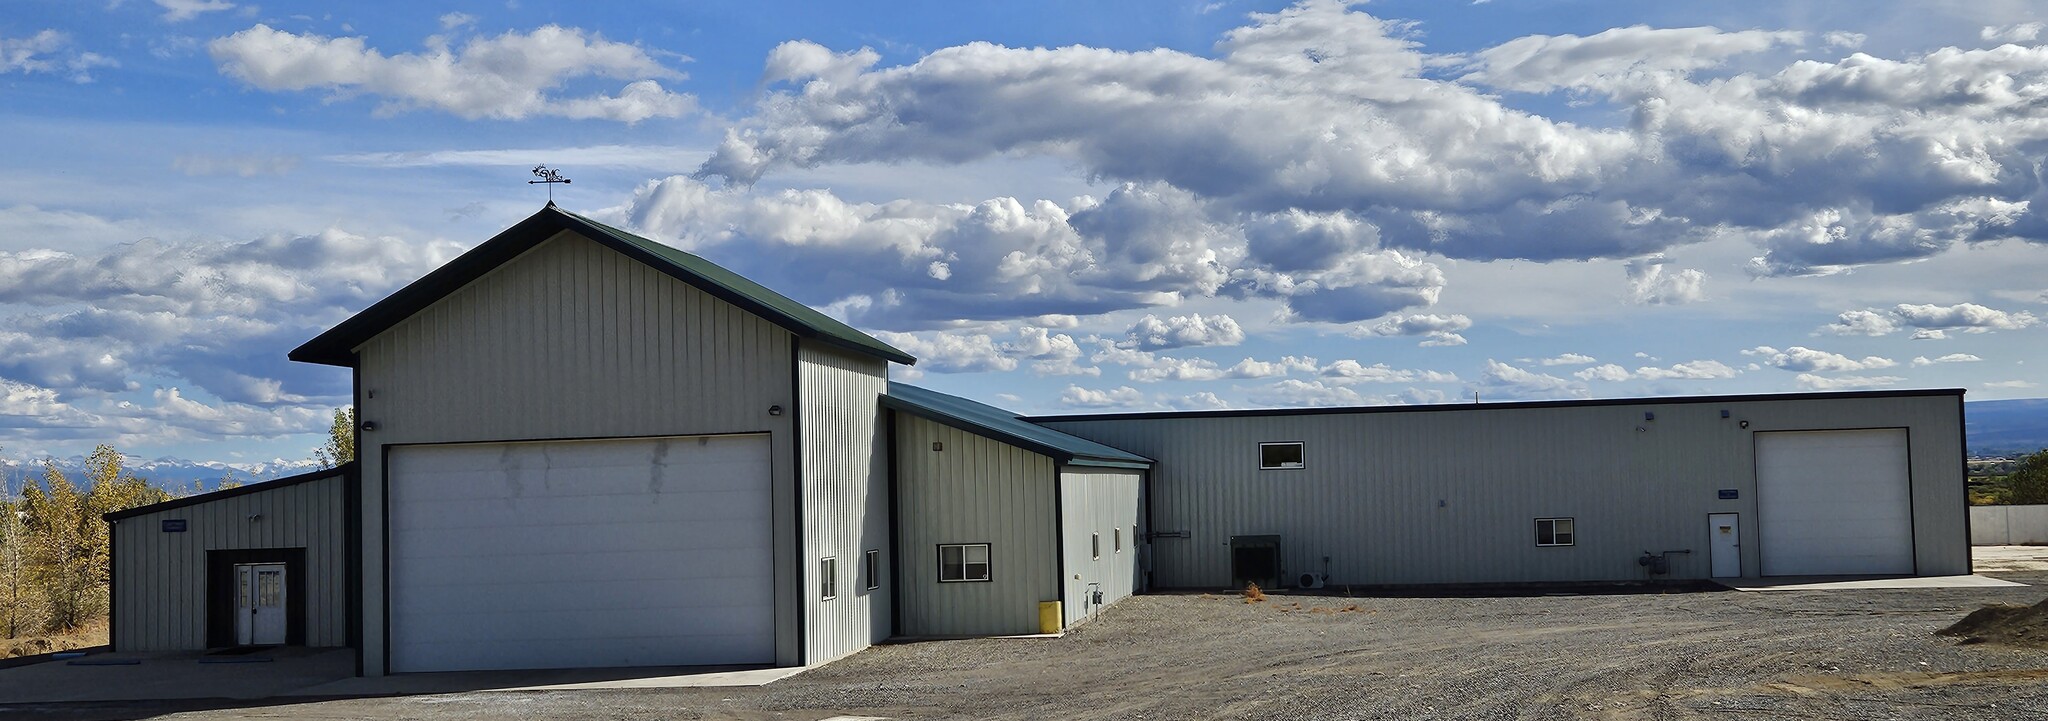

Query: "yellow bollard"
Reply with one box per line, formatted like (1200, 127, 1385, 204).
(1038, 601, 1062, 634)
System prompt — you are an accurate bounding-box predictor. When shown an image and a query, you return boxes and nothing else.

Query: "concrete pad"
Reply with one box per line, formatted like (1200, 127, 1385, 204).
(297, 664, 807, 696)
(0, 647, 353, 703)
(1718, 574, 2026, 591)
(1973, 545, 2048, 573)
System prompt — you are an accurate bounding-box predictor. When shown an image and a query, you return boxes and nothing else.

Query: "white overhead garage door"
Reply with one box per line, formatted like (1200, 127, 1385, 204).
(389, 434, 774, 672)
(1755, 429, 1914, 577)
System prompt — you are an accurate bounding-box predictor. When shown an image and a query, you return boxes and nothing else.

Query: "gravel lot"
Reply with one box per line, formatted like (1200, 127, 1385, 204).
(17, 558, 2048, 721)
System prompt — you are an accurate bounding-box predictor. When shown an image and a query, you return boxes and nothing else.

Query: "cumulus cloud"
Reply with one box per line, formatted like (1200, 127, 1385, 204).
(1743, 345, 1896, 372)
(1913, 353, 1983, 366)
(1796, 373, 1904, 390)
(1060, 385, 1146, 409)
(603, 177, 1447, 330)
(209, 24, 695, 123)
(1, 30, 117, 83)
(1576, 360, 1738, 381)
(1474, 359, 1585, 400)
(1624, 255, 1706, 304)
(1166, 391, 1230, 409)
(872, 331, 1016, 373)
(1320, 360, 1458, 384)
(1352, 313, 1471, 347)
(1123, 313, 1245, 350)
(692, 1, 2048, 277)
(1822, 302, 2038, 336)
(1539, 353, 1597, 366)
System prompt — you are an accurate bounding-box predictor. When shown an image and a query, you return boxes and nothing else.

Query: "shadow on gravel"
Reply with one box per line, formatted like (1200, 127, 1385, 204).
(0, 695, 402, 721)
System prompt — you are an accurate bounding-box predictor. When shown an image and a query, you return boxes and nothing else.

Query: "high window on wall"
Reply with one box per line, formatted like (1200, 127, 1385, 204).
(1535, 518, 1575, 547)
(938, 543, 991, 582)
(1260, 442, 1306, 470)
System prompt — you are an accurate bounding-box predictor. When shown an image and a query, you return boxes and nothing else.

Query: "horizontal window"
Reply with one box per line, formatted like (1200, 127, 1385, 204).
(1535, 518, 1575, 547)
(939, 543, 991, 583)
(1260, 442, 1305, 470)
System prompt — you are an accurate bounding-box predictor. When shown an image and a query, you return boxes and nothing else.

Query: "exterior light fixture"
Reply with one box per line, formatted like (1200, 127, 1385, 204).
(768, 405, 783, 416)
(932, 441, 944, 452)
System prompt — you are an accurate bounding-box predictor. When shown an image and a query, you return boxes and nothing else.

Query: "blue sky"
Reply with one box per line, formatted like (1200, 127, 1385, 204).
(3, 0, 2047, 467)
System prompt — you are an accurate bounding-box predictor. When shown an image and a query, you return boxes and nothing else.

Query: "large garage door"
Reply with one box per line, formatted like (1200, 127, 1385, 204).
(1755, 429, 1914, 576)
(389, 434, 774, 672)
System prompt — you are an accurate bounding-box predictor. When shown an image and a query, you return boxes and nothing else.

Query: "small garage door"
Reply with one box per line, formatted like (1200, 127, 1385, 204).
(389, 434, 774, 672)
(1755, 429, 1914, 576)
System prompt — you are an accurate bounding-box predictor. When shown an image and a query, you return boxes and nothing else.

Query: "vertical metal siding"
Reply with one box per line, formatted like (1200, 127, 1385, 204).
(355, 231, 801, 673)
(1042, 395, 1967, 587)
(1058, 467, 1143, 627)
(893, 414, 1060, 637)
(109, 473, 349, 651)
(797, 342, 891, 665)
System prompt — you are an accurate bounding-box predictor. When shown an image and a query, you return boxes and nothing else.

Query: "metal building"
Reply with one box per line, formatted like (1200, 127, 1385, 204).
(1034, 391, 1970, 588)
(883, 383, 1149, 636)
(104, 464, 356, 652)
(102, 202, 1972, 678)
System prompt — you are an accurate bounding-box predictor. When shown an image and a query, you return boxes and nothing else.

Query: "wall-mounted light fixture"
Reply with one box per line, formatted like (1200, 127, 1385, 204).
(1739, 420, 1751, 429)
(768, 405, 783, 416)
(932, 441, 944, 452)
(247, 513, 263, 523)
(359, 420, 378, 432)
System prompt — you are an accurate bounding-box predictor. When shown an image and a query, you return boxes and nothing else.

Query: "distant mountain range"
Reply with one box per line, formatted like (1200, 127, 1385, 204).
(0, 396, 2040, 496)
(1966, 398, 2048, 458)
(0, 455, 324, 496)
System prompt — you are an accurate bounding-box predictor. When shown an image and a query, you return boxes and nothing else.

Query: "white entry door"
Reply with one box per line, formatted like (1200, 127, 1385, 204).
(1709, 514, 1740, 578)
(1755, 429, 1915, 576)
(234, 563, 287, 646)
(388, 434, 776, 672)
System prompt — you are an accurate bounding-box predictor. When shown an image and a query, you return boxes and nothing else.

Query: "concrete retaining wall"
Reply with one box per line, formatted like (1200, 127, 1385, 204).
(1971, 505, 2048, 545)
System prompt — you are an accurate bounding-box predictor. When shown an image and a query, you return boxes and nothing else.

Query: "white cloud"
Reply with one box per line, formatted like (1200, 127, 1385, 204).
(1796, 373, 1904, 390)
(1539, 353, 1597, 366)
(1633, 360, 1739, 380)
(1982, 23, 2045, 43)
(1125, 354, 1317, 383)
(1822, 31, 1865, 50)
(1820, 303, 2037, 336)
(1246, 379, 1373, 407)
(440, 12, 479, 30)
(1059, 385, 1146, 409)
(209, 24, 695, 123)
(1354, 313, 1471, 347)
(1123, 313, 1245, 350)
(1460, 25, 1803, 94)
(1821, 309, 1900, 336)
(1166, 391, 1229, 409)
(1474, 359, 1584, 400)
(871, 331, 1016, 373)
(1320, 360, 1458, 384)
(1624, 255, 1706, 305)
(1743, 345, 1896, 372)
(1912, 353, 1983, 366)
(695, 1, 2048, 277)
(0, 30, 118, 83)
(1574, 360, 1736, 381)
(1574, 364, 1632, 382)
(155, 0, 235, 22)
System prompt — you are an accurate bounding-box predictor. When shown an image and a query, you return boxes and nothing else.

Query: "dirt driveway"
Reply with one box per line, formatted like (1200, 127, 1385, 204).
(13, 556, 2048, 720)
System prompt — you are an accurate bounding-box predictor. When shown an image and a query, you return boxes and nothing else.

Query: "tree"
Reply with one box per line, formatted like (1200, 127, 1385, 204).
(315, 406, 356, 469)
(2008, 448, 2048, 505)
(17, 446, 168, 633)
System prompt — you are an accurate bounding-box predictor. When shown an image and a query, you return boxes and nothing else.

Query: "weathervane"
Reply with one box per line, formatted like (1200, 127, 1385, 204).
(529, 164, 572, 202)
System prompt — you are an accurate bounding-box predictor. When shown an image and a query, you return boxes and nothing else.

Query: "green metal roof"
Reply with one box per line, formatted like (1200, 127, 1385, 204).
(290, 203, 916, 367)
(885, 382, 1153, 470)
